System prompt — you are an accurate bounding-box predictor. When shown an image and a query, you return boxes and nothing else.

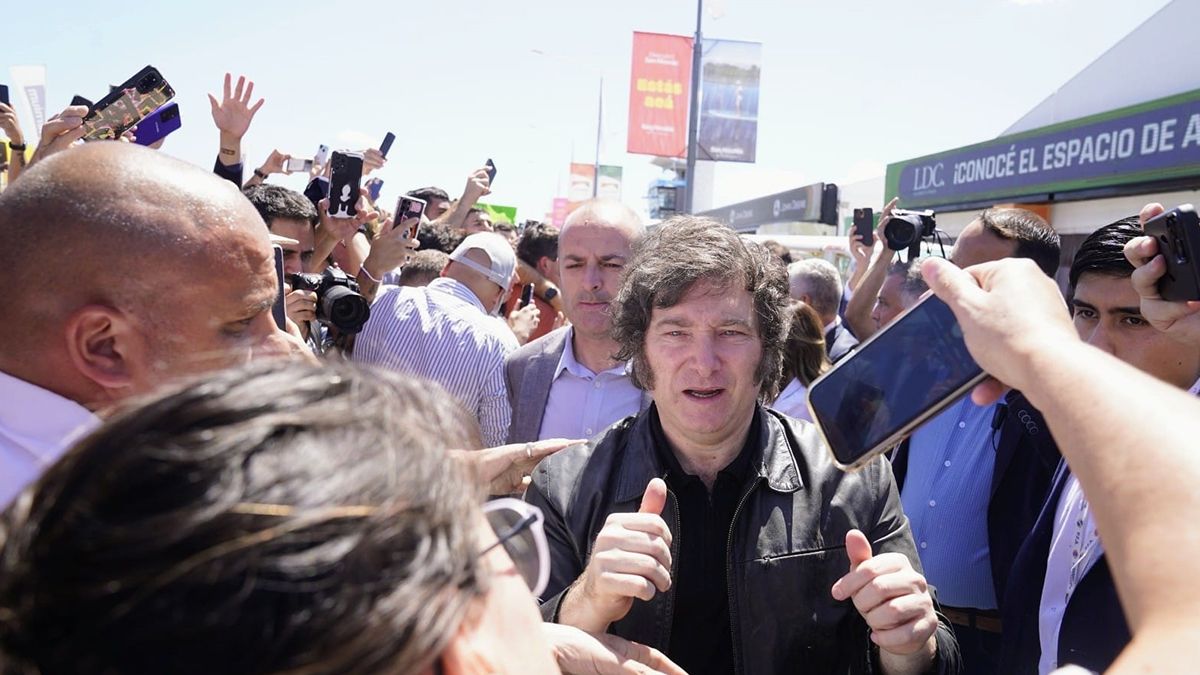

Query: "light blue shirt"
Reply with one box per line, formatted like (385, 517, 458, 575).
(900, 395, 998, 609)
(537, 328, 643, 441)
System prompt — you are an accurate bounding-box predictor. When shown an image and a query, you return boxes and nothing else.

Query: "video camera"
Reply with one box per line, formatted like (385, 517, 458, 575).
(288, 268, 371, 334)
(884, 209, 938, 258)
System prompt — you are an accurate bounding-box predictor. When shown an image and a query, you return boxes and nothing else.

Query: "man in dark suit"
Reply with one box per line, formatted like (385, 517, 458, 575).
(786, 258, 859, 362)
(998, 217, 1200, 674)
(504, 200, 647, 444)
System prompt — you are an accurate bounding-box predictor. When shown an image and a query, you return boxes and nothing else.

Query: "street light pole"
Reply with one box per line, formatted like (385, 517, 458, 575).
(683, 0, 704, 214)
(593, 76, 603, 198)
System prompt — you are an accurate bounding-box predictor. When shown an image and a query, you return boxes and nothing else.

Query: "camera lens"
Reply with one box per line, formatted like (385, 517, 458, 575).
(884, 217, 918, 251)
(320, 286, 371, 334)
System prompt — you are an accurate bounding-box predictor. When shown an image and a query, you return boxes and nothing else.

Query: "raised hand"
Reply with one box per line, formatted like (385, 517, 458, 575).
(831, 530, 937, 664)
(29, 105, 90, 167)
(208, 73, 265, 140)
(1123, 202, 1200, 344)
(561, 479, 673, 633)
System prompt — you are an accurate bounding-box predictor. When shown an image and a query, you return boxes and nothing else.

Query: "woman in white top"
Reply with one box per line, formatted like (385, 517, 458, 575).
(772, 301, 832, 422)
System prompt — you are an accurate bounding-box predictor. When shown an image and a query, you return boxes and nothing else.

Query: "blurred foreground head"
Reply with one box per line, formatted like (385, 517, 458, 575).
(0, 361, 558, 675)
(0, 142, 289, 411)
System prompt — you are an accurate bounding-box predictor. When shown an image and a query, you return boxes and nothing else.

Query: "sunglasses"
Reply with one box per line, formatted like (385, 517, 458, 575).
(479, 498, 550, 598)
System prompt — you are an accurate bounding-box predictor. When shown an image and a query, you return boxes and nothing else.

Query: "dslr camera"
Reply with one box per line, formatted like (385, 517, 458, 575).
(884, 209, 937, 254)
(288, 268, 371, 334)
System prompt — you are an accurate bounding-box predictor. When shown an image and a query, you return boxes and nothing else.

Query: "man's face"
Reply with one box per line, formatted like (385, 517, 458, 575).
(643, 280, 763, 448)
(137, 225, 286, 386)
(1071, 272, 1200, 390)
(464, 211, 494, 234)
(268, 218, 316, 277)
(871, 272, 907, 330)
(950, 218, 1018, 268)
(424, 198, 450, 220)
(558, 222, 634, 340)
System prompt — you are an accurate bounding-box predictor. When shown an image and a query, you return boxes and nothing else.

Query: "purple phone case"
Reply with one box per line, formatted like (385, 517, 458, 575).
(132, 103, 181, 146)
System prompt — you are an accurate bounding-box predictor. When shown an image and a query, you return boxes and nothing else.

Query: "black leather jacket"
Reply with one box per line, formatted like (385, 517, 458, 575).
(525, 405, 961, 675)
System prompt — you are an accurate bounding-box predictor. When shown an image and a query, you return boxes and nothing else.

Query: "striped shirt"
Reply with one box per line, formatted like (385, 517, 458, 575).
(354, 277, 517, 447)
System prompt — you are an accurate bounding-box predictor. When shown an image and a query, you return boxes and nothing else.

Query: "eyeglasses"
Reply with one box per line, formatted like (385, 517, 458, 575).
(479, 498, 550, 598)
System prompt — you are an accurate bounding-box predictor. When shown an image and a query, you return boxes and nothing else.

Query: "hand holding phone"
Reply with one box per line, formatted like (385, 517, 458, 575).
(395, 196, 426, 237)
(132, 102, 182, 147)
(485, 158, 497, 186)
(519, 283, 535, 309)
(1143, 204, 1200, 302)
(1, 85, 11, 107)
(380, 132, 395, 159)
(314, 144, 330, 167)
(285, 157, 314, 174)
(81, 65, 175, 142)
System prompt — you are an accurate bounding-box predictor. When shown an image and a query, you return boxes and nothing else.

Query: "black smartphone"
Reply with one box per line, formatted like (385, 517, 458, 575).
(806, 294, 986, 471)
(0, 85, 9, 107)
(380, 132, 396, 159)
(485, 158, 497, 185)
(853, 208, 874, 247)
(271, 245, 287, 331)
(303, 176, 330, 208)
(395, 195, 426, 236)
(327, 151, 364, 219)
(70, 95, 93, 108)
(519, 283, 535, 309)
(81, 65, 175, 141)
(1143, 204, 1200, 302)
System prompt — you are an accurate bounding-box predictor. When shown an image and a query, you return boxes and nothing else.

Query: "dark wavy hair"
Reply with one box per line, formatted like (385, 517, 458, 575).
(0, 362, 485, 675)
(1068, 216, 1141, 299)
(611, 216, 790, 398)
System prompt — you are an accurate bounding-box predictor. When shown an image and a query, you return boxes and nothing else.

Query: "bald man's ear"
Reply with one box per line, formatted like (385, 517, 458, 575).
(63, 305, 143, 398)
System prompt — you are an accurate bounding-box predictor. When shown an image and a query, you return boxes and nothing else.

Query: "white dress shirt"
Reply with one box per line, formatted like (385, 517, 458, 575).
(353, 277, 518, 447)
(537, 328, 643, 441)
(771, 377, 813, 422)
(0, 370, 99, 509)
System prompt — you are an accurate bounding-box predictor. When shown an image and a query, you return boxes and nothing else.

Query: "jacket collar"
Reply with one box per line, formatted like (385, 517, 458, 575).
(614, 403, 803, 502)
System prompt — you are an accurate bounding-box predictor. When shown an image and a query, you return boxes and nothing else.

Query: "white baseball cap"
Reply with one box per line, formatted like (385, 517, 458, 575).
(448, 232, 517, 289)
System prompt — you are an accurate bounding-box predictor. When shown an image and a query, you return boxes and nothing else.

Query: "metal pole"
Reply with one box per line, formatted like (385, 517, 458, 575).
(683, 0, 704, 213)
(593, 76, 603, 198)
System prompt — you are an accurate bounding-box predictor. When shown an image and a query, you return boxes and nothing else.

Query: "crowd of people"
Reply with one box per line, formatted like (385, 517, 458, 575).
(2, 71, 1200, 675)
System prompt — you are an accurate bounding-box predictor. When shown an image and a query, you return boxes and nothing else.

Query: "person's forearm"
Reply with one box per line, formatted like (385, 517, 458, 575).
(847, 260, 868, 294)
(1016, 341, 1200, 632)
(878, 638, 937, 675)
(309, 229, 340, 274)
(217, 131, 242, 167)
(557, 582, 610, 634)
(844, 251, 891, 339)
(341, 232, 370, 277)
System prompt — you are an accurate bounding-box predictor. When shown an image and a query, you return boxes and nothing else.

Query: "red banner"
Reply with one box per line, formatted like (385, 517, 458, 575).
(627, 32, 693, 158)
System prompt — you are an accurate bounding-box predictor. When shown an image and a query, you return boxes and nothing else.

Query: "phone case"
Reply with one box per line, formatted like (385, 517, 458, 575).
(1144, 205, 1200, 302)
(132, 103, 181, 146)
(0, 85, 9, 107)
(81, 66, 175, 142)
(327, 152, 363, 219)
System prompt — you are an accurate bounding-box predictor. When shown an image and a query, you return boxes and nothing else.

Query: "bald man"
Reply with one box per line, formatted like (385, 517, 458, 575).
(0, 142, 294, 508)
(504, 199, 648, 444)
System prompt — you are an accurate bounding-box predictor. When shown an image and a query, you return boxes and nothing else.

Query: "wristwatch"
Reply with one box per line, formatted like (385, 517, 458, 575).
(253, 168, 269, 180)
(8, 141, 26, 151)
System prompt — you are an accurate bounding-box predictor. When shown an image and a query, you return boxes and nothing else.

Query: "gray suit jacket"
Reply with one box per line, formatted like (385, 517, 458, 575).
(504, 328, 572, 444)
(504, 328, 650, 444)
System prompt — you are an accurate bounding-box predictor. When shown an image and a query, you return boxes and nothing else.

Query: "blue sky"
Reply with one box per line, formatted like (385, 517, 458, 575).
(5, 0, 1173, 220)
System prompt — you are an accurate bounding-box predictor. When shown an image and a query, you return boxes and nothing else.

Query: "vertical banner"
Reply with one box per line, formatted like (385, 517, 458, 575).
(698, 39, 761, 163)
(598, 165, 623, 200)
(627, 32, 693, 158)
(551, 198, 570, 227)
(10, 65, 48, 139)
(568, 163, 596, 207)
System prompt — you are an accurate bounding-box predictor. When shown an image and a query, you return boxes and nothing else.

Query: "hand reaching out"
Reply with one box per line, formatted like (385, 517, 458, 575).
(208, 73, 264, 140)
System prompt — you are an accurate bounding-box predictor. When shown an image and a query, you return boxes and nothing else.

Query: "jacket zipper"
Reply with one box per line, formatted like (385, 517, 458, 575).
(726, 476, 761, 675)
(663, 486, 681, 652)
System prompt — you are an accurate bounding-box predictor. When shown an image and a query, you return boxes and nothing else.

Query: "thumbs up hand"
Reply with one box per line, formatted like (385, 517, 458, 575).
(831, 530, 939, 664)
(559, 479, 674, 634)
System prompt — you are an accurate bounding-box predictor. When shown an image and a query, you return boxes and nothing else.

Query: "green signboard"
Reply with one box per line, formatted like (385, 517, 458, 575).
(886, 89, 1200, 210)
(478, 203, 518, 225)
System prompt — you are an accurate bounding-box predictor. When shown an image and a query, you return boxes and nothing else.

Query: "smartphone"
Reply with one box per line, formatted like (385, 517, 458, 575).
(380, 132, 396, 159)
(285, 157, 314, 174)
(81, 66, 175, 142)
(70, 95, 94, 108)
(806, 294, 986, 471)
(485, 158, 497, 185)
(314, 144, 330, 167)
(327, 151, 364, 219)
(395, 195, 426, 236)
(303, 175, 330, 208)
(366, 178, 384, 202)
(132, 102, 181, 146)
(519, 283, 535, 309)
(853, 208, 874, 247)
(1143, 204, 1200, 302)
(0, 85, 10, 107)
(271, 245, 287, 331)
